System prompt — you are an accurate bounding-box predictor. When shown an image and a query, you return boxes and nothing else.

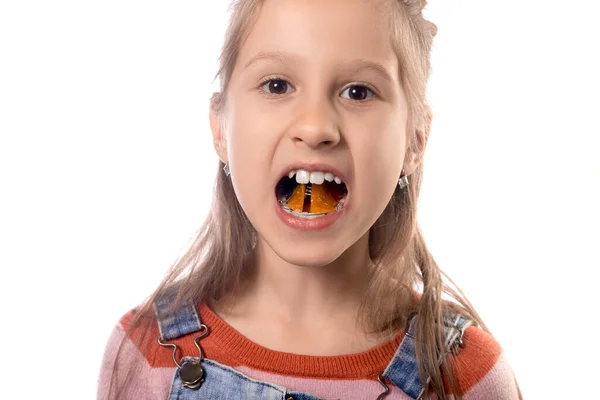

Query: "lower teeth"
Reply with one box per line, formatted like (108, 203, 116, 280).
(280, 203, 329, 218)
(279, 197, 346, 218)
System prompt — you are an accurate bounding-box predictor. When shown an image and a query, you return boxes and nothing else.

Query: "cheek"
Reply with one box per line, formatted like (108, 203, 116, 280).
(225, 98, 279, 211)
(226, 90, 294, 176)
(352, 120, 405, 211)
(228, 94, 268, 161)
(349, 115, 406, 189)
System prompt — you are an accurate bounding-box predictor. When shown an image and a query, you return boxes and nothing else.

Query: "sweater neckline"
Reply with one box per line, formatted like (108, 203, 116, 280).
(198, 302, 406, 378)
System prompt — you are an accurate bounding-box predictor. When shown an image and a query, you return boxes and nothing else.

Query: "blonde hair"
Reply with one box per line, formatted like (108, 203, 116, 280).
(104, 1, 521, 399)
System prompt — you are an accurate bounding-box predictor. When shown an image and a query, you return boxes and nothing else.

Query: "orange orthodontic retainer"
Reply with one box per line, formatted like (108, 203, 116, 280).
(285, 182, 346, 214)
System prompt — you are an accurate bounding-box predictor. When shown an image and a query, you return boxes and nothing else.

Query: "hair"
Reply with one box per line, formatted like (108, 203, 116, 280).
(103, 1, 522, 399)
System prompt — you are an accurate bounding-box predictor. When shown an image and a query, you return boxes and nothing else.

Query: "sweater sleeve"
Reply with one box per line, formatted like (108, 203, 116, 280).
(449, 326, 521, 399)
(462, 352, 521, 399)
(96, 310, 174, 400)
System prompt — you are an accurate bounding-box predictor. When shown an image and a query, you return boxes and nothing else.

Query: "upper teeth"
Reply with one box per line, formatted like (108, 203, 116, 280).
(288, 170, 343, 185)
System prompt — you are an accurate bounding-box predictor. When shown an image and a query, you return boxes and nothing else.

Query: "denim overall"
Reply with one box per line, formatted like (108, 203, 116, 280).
(154, 292, 473, 400)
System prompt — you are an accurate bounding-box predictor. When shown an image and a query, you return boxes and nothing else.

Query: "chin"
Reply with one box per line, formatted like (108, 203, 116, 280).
(269, 238, 349, 268)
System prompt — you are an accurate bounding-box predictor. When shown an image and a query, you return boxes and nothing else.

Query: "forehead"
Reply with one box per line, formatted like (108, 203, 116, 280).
(237, 0, 398, 72)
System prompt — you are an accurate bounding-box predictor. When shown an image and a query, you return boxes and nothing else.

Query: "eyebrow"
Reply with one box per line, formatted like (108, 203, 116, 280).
(243, 51, 295, 70)
(243, 51, 395, 84)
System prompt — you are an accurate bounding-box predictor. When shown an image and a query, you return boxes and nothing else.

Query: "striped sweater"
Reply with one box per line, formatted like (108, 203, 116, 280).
(97, 302, 519, 399)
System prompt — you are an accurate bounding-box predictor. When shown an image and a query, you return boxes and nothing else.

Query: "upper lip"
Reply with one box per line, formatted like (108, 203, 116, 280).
(276, 162, 349, 187)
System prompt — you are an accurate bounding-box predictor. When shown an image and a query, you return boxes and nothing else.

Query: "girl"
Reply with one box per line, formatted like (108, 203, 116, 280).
(98, 0, 522, 399)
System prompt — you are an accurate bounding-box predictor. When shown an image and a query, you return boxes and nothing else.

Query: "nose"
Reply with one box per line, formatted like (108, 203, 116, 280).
(287, 95, 341, 150)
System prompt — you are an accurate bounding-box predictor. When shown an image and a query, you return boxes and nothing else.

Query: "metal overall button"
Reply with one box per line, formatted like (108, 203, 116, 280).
(178, 359, 204, 389)
(157, 324, 210, 390)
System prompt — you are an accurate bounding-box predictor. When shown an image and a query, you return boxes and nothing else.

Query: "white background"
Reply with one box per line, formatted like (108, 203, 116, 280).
(1, 1, 598, 398)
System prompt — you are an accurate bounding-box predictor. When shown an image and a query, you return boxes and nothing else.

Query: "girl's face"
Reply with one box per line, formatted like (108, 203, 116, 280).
(212, 0, 422, 267)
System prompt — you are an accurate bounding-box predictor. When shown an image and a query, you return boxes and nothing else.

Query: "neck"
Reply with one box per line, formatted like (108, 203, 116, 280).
(211, 231, 384, 354)
(251, 232, 372, 323)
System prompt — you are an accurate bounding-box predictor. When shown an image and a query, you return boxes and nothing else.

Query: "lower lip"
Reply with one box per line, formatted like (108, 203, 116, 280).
(274, 194, 348, 231)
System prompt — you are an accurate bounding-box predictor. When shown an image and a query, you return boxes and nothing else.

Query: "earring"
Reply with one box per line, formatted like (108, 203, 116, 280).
(223, 162, 230, 176)
(398, 168, 409, 189)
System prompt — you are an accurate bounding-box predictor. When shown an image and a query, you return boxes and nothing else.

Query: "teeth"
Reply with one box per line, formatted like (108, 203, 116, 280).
(291, 169, 343, 185)
(280, 202, 331, 218)
(295, 170, 310, 184)
(309, 171, 325, 185)
(280, 197, 346, 216)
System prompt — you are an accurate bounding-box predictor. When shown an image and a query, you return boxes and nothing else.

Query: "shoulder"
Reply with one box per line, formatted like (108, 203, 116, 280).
(99, 302, 177, 376)
(97, 304, 176, 400)
(98, 304, 163, 370)
(445, 325, 520, 399)
(113, 303, 174, 366)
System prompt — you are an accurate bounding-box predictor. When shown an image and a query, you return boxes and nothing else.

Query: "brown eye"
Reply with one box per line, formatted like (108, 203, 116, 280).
(261, 79, 293, 95)
(341, 85, 375, 101)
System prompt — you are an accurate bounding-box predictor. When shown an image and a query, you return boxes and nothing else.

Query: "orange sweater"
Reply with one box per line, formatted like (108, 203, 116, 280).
(97, 302, 520, 399)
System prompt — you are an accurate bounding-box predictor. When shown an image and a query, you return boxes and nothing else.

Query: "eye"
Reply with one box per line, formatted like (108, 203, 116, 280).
(340, 85, 376, 101)
(260, 78, 294, 96)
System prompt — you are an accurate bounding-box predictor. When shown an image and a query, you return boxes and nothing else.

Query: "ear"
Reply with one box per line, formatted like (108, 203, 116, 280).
(403, 105, 432, 175)
(210, 92, 228, 164)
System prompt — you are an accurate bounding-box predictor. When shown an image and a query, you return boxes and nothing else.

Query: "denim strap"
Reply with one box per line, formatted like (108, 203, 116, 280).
(382, 313, 474, 399)
(153, 286, 203, 340)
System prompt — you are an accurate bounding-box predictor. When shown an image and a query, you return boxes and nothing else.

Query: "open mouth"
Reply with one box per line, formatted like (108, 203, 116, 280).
(275, 171, 348, 218)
